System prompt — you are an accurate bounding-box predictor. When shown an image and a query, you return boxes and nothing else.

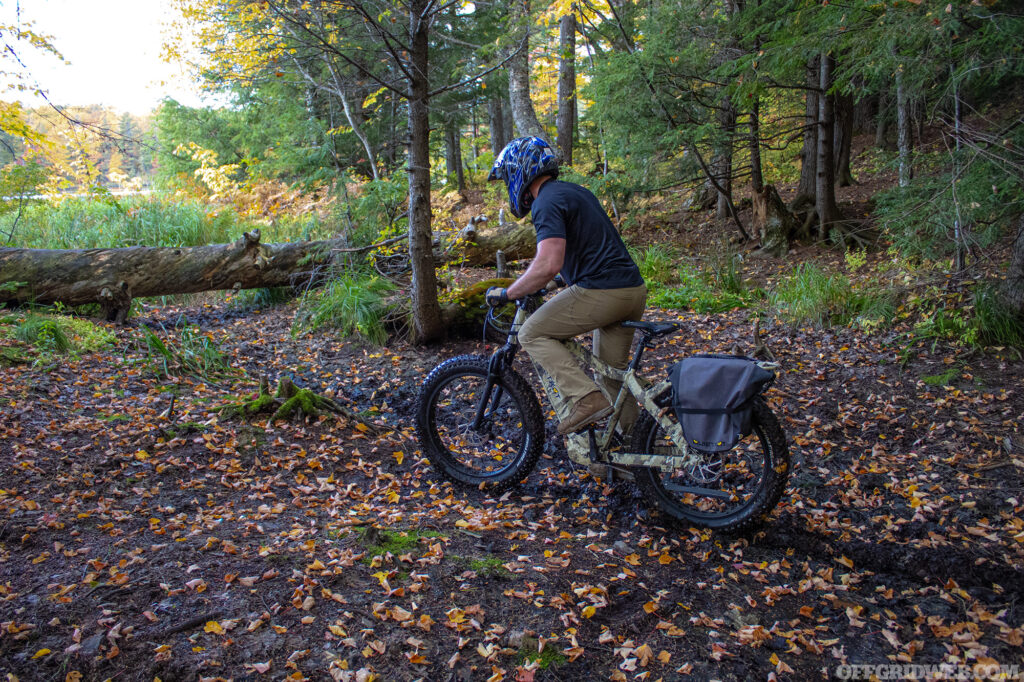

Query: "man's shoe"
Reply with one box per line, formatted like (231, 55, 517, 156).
(558, 391, 613, 435)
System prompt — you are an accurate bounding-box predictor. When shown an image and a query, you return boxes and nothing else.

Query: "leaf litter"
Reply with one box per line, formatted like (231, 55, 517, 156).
(0, 299, 1021, 681)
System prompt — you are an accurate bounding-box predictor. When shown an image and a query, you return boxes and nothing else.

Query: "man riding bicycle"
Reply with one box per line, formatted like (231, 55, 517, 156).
(485, 136, 647, 436)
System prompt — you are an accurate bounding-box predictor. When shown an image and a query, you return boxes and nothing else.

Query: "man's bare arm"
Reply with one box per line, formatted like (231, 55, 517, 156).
(506, 237, 565, 300)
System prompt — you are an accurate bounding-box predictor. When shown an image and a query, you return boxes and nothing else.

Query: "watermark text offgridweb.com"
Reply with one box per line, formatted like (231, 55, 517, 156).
(834, 663, 1022, 680)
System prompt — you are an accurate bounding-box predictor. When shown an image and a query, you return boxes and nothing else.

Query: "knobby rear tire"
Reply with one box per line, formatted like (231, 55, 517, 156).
(630, 398, 790, 532)
(414, 355, 544, 495)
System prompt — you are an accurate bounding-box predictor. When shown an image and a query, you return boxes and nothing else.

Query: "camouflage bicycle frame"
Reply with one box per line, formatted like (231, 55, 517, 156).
(506, 304, 700, 473)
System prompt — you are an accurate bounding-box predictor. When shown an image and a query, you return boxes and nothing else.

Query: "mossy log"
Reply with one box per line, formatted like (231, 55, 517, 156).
(221, 375, 378, 428)
(439, 277, 515, 337)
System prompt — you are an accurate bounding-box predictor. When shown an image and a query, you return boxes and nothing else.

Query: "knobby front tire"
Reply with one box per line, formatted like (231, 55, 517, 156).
(629, 398, 790, 532)
(414, 355, 545, 494)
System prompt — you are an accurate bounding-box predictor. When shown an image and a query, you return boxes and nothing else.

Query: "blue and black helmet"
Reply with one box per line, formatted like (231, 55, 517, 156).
(487, 136, 559, 219)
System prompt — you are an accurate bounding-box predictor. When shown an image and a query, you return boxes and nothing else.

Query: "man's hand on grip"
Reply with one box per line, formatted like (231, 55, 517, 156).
(485, 286, 509, 307)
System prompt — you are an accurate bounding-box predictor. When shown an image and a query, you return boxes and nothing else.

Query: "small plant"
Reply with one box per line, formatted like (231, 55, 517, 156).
(292, 270, 396, 344)
(2, 313, 116, 363)
(710, 252, 746, 295)
(0, 280, 26, 298)
(922, 366, 961, 386)
(516, 645, 567, 670)
(138, 322, 233, 380)
(845, 248, 868, 272)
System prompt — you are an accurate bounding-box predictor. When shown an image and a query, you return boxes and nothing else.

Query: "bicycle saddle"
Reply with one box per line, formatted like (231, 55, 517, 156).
(622, 320, 679, 336)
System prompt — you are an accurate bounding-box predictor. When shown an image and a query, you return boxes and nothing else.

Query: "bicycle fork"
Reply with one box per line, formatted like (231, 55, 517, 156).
(470, 347, 513, 432)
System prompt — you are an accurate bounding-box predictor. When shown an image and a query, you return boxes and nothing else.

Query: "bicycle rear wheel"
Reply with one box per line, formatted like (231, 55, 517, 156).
(415, 355, 544, 493)
(629, 398, 789, 532)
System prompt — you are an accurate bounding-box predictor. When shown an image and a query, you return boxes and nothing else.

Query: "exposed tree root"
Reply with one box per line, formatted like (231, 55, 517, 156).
(220, 375, 379, 430)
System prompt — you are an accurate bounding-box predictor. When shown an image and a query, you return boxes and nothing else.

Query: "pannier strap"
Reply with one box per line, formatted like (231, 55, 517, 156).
(675, 406, 743, 415)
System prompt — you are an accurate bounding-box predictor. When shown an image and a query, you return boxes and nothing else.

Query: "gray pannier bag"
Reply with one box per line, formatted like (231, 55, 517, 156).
(668, 354, 776, 452)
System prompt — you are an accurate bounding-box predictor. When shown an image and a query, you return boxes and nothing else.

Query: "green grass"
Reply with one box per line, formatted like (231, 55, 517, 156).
(649, 261, 760, 314)
(0, 195, 338, 249)
(630, 244, 678, 286)
(911, 285, 1024, 352)
(767, 262, 896, 329)
(292, 270, 396, 344)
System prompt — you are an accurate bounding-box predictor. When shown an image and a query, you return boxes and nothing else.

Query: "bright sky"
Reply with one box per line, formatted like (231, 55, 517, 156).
(3, 0, 208, 115)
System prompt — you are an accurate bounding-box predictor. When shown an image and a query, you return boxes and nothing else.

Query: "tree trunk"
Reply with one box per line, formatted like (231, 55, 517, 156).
(0, 231, 333, 319)
(834, 92, 856, 187)
(852, 85, 873, 134)
(749, 97, 764, 194)
(895, 58, 912, 187)
(556, 12, 576, 165)
(1001, 215, 1024, 319)
(816, 52, 840, 237)
(407, 0, 444, 344)
(795, 58, 819, 204)
(752, 184, 797, 257)
(714, 100, 736, 221)
(875, 91, 890, 149)
(507, 0, 546, 140)
(444, 118, 466, 192)
(488, 95, 507, 154)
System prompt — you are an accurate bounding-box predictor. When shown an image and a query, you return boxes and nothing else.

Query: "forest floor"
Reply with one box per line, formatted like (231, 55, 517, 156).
(1, 245, 1023, 682)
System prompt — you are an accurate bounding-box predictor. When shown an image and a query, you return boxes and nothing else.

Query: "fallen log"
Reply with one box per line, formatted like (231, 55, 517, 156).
(0, 223, 536, 321)
(0, 230, 336, 321)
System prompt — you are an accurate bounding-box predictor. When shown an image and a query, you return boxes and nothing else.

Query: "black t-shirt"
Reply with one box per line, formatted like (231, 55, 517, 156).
(531, 180, 645, 290)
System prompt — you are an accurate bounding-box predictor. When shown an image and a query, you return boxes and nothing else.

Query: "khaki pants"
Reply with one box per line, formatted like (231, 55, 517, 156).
(519, 284, 647, 430)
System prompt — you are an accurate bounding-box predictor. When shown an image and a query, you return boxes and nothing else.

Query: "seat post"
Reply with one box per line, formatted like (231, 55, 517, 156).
(628, 333, 653, 371)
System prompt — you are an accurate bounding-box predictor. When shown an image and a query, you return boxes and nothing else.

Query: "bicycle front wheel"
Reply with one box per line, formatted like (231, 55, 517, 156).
(415, 355, 544, 494)
(630, 398, 790, 532)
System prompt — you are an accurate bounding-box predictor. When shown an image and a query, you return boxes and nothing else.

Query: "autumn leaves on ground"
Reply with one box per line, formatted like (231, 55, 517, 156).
(0, 276, 1022, 682)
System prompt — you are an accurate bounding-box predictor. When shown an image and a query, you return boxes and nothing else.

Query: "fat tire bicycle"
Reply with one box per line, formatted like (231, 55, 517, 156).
(414, 287, 790, 532)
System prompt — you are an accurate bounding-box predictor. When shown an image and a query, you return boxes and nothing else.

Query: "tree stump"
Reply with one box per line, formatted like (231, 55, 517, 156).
(752, 184, 799, 257)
